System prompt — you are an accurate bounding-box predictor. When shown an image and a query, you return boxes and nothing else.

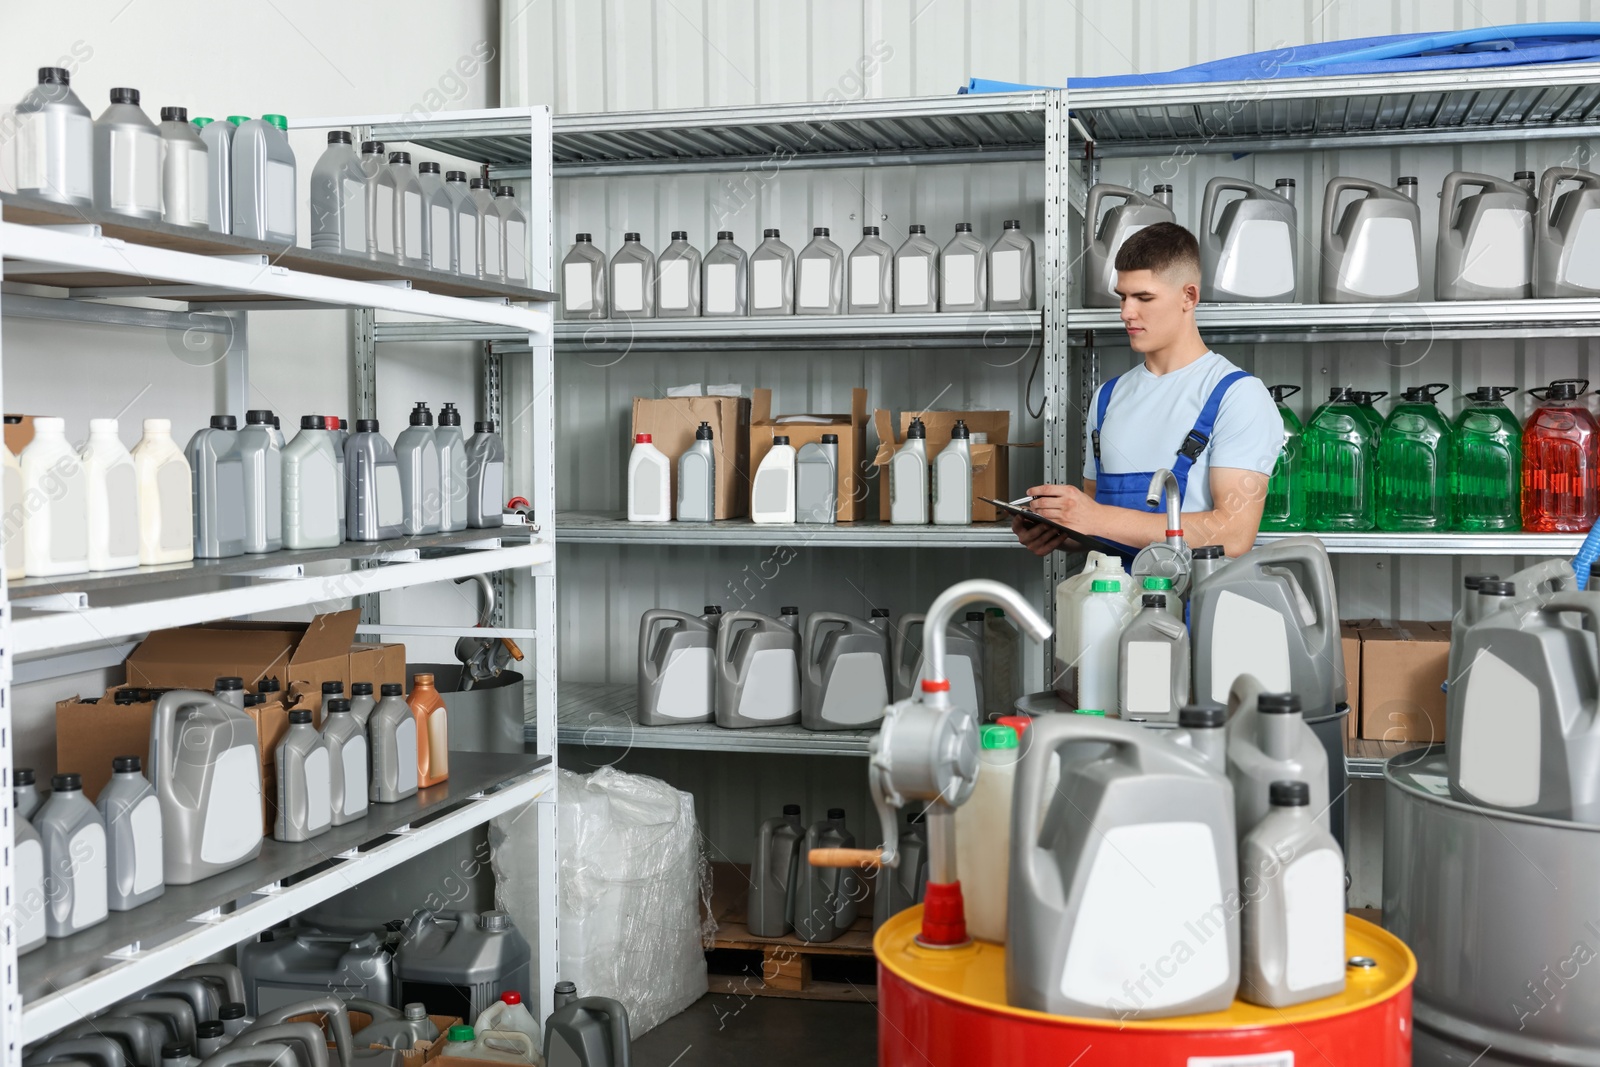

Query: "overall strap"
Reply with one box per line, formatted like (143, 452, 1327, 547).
(1091, 374, 1122, 482)
(1170, 370, 1250, 502)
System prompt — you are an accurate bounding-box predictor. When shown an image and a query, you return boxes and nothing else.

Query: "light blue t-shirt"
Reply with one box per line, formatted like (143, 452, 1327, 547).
(1082, 351, 1283, 512)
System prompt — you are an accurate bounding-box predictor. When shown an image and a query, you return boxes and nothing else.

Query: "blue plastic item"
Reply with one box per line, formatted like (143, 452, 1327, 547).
(1574, 522, 1600, 589)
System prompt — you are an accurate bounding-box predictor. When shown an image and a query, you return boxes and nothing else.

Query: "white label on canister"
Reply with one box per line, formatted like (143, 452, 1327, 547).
(1342, 216, 1418, 297)
(1123, 640, 1172, 715)
(1186, 1054, 1293, 1067)
(200, 745, 263, 863)
(1459, 649, 1541, 807)
(1566, 209, 1600, 289)
(375, 184, 396, 255)
(1061, 821, 1228, 1011)
(798, 257, 831, 308)
(68, 823, 108, 927)
(15, 838, 45, 946)
(459, 214, 478, 274)
(188, 151, 211, 226)
(752, 258, 784, 309)
(943, 252, 976, 306)
(736, 649, 800, 720)
(659, 258, 690, 309)
(430, 204, 452, 270)
(341, 737, 369, 815)
(850, 254, 881, 307)
(706, 263, 737, 313)
(129, 795, 163, 893)
(1216, 220, 1293, 298)
(506, 219, 527, 281)
(657, 646, 714, 719)
(613, 262, 644, 312)
(16, 111, 48, 191)
(63, 113, 92, 199)
(1208, 590, 1292, 701)
(395, 718, 418, 794)
(107, 464, 138, 559)
(564, 263, 593, 311)
(303, 747, 331, 831)
(1460, 208, 1530, 289)
(402, 190, 423, 259)
(1284, 848, 1345, 991)
(377, 464, 403, 529)
(818, 651, 890, 724)
(898, 255, 929, 307)
(992, 249, 1023, 303)
(266, 160, 295, 237)
(343, 178, 367, 252)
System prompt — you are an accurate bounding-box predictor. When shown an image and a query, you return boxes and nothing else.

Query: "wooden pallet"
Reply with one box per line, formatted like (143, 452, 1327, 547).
(707, 862, 878, 1002)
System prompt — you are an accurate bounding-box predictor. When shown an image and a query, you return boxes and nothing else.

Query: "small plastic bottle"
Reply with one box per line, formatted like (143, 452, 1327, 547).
(656, 231, 702, 317)
(410, 673, 450, 787)
(346, 419, 404, 542)
(275, 708, 331, 843)
(158, 106, 209, 229)
(939, 223, 988, 312)
(310, 130, 368, 256)
(395, 403, 442, 535)
(232, 114, 296, 244)
(796, 227, 845, 315)
(676, 422, 716, 522)
(467, 421, 506, 529)
(750, 436, 798, 524)
(418, 162, 453, 272)
(21, 417, 89, 577)
(35, 772, 108, 937)
(931, 419, 972, 525)
(496, 186, 530, 285)
(609, 232, 656, 317)
(893, 224, 940, 312)
(386, 152, 427, 268)
(189, 416, 246, 559)
(889, 418, 930, 525)
(987, 219, 1035, 310)
(470, 178, 502, 280)
(2, 441, 22, 579)
(750, 229, 796, 315)
(348, 682, 377, 729)
(847, 226, 894, 314)
(239, 410, 283, 553)
(13, 66, 94, 208)
(702, 231, 748, 316)
(14, 794, 46, 953)
(562, 233, 608, 319)
(363, 140, 397, 262)
(96, 754, 164, 911)
(436, 403, 470, 533)
(193, 116, 232, 234)
(93, 87, 161, 219)
(369, 682, 419, 803)
(80, 418, 139, 572)
(14, 767, 41, 821)
(445, 170, 481, 276)
(320, 699, 369, 827)
(628, 433, 671, 522)
(282, 415, 341, 550)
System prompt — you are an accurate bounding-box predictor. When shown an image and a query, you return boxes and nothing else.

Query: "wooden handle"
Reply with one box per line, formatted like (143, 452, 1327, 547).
(808, 847, 883, 869)
(500, 637, 524, 661)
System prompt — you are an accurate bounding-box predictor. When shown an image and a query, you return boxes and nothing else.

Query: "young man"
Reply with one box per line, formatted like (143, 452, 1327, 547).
(1015, 222, 1282, 560)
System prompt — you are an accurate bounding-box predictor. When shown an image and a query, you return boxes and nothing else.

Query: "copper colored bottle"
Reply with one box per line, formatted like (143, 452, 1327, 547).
(410, 673, 449, 786)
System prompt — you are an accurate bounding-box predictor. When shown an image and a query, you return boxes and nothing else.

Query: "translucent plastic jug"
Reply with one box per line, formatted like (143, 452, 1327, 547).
(1376, 383, 1451, 531)
(97, 755, 164, 911)
(22, 416, 88, 576)
(938, 223, 986, 312)
(636, 609, 716, 725)
(1060, 579, 1134, 713)
(1198, 177, 1297, 302)
(626, 433, 670, 522)
(1303, 386, 1376, 530)
(1224, 678, 1330, 836)
(411, 673, 449, 787)
(655, 231, 701, 317)
(1261, 384, 1306, 531)
(715, 608, 801, 727)
(1536, 166, 1600, 297)
(353, 1003, 438, 1051)
(158, 106, 210, 229)
(800, 609, 891, 729)
(893, 225, 940, 312)
(133, 418, 194, 564)
(750, 436, 796, 524)
(35, 772, 108, 937)
(93, 87, 161, 219)
(148, 690, 263, 884)
(796, 227, 844, 314)
(1450, 386, 1522, 531)
(13, 66, 93, 207)
(80, 418, 138, 572)
(473, 995, 541, 1059)
(954, 724, 1020, 943)
(1084, 184, 1174, 307)
(562, 233, 607, 319)
(1319, 175, 1421, 302)
(1522, 377, 1599, 533)
(1008, 714, 1238, 1018)
(701, 231, 747, 316)
(1436, 170, 1535, 300)
(846, 226, 893, 314)
(749, 229, 795, 315)
(748, 804, 804, 938)
(608, 233, 654, 317)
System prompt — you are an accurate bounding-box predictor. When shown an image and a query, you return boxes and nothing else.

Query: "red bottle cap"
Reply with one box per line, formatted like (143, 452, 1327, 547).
(996, 715, 1031, 735)
(635, 433, 652, 443)
(500, 992, 521, 1005)
(325, 416, 340, 431)
(920, 678, 950, 693)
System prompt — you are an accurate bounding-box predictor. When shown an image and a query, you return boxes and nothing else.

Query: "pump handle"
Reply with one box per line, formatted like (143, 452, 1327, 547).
(807, 847, 884, 869)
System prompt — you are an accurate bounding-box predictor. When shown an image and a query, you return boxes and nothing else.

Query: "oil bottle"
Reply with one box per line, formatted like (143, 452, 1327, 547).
(608, 232, 655, 317)
(1303, 387, 1375, 531)
(655, 231, 702, 317)
(748, 804, 804, 938)
(892, 225, 940, 312)
(1522, 377, 1599, 533)
(97, 755, 164, 912)
(1450, 386, 1522, 531)
(701, 231, 747, 316)
(275, 709, 331, 843)
(35, 773, 108, 937)
(846, 226, 894, 314)
(321, 699, 368, 826)
(1261, 384, 1306, 531)
(13, 67, 94, 208)
(411, 672, 449, 787)
(369, 682, 418, 804)
(796, 227, 844, 315)
(1376, 383, 1451, 531)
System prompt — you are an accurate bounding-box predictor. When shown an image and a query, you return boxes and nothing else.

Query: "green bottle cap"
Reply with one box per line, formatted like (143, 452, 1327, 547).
(1075, 708, 1107, 716)
(1090, 579, 1119, 592)
(981, 724, 1019, 749)
(988, 607, 1005, 617)
(262, 114, 288, 131)
(191, 116, 214, 128)
(226, 115, 251, 126)
(447, 1026, 475, 1042)
(1143, 577, 1173, 590)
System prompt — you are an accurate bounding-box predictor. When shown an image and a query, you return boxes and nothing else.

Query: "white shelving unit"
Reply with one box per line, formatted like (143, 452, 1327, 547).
(0, 107, 561, 1060)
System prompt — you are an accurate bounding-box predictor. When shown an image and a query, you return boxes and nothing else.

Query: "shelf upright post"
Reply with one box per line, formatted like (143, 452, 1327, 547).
(1043, 89, 1074, 688)
(0, 202, 18, 1067)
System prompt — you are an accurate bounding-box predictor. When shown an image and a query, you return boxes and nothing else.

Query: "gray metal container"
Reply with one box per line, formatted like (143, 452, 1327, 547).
(1084, 184, 1175, 307)
(465, 422, 505, 529)
(562, 234, 607, 318)
(1536, 166, 1600, 298)
(892, 225, 940, 312)
(158, 107, 210, 229)
(14, 799, 46, 953)
(1198, 177, 1298, 303)
(96, 755, 165, 911)
(148, 690, 262, 884)
(1118, 592, 1189, 724)
(195, 118, 233, 234)
(987, 219, 1036, 311)
(608, 233, 655, 317)
(238, 932, 394, 1013)
(637, 610, 716, 725)
(1436, 170, 1535, 300)
(93, 88, 162, 219)
(36, 773, 107, 937)
(542, 997, 629, 1067)
(395, 910, 532, 1021)
(418, 163, 452, 273)
(794, 436, 836, 523)
(938, 223, 987, 312)
(714, 608, 801, 728)
(187, 417, 246, 559)
(747, 804, 804, 938)
(445, 172, 481, 277)
(796, 227, 844, 315)
(655, 231, 702, 317)
(368, 683, 418, 804)
(320, 701, 368, 827)
(749, 229, 795, 315)
(274, 710, 331, 844)
(435, 404, 469, 533)
(345, 421, 403, 542)
(800, 609, 890, 730)
(1319, 175, 1422, 303)
(409, 664, 527, 755)
(309, 131, 367, 256)
(702, 230, 748, 316)
(12, 67, 93, 207)
(238, 411, 282, 554)
(792, 809, 861, 943)
(675, 423, 715, 523)
(394, 404, 442, 536)
(846, 227, 893, 314)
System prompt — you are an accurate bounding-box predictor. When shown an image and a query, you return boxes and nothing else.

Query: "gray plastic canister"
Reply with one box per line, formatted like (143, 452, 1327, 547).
(369, 682, 419, 804)
(93, 88, 162, 219)
(656, 231, 702, 317)
(675, 422, 716, 523)
(238, 931, 395, 1014)
(702, 231, 747, 316)
(320, 700, 368, 827)
(418, 163, 453, 273)
(13, 67, 93, 207)
(1436, 170, 1535, 300)
(231, 116, 295, 244)
(1199, 177, 1298, 303)
(346, 420, 404, 541)
(97, 755, 165, 911)
(239, 411, 282, 554)
(561, 233, 607, 318)
(187, 416, 246, 559)
(792, 809, 861, 943)
(309, 131, 368, 256)
(1536, 166, 1600, 298)
(436, 404, 469, 533)
(35, 773, 108, 937)
(800, 609, 891, 729)
(395, 404, 441, 535)
(275, 709, 331, 843)
(147, 690, 263, 884)
(15, 766, 41, 820)
(1319, 175, 1422, 303)
(714, 609, 801, 728)
(352, 1003, 439, 1050)
(14, 800, 46, 954)
(466, 422, 505, 529)
(542, 997, 629, 1067)
(1225, 679, 1331, 838)
(195, 117, 232, 234)
(158, 107, 209, 229)
(796, 227, 844, 315)
(748, 804, 805, 938)
(1084, 184, 1175, 307)
(23, 1036, 127, 1067)
(445, 172, 481, 277)
(794, 436, 836, 524)
(637, 611, 717, 725)
(395, 910, 532, 1021)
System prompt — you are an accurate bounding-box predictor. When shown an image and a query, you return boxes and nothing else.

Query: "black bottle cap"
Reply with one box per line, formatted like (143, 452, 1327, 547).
(672, 230, 688, 240)
(419, 161, 441, 174)
(361, 140, 385, 154)
(1480, 580, 1516, 596)
(1178, 704, 1226, 729)
(14, 768, 34, 786)
(696, 421, 713, 441)
(1328, 386, 1357, 401)
(161, 106, 188, 122)
(380, 683, 404, 696)
(272, 416, 281, 430)
(446, 170, 468, 182)
(352, 682, 373, 695)
(908, 224, 926, 234)
(326, 130, 352, 144)
(764, 228, 780, 238)
(39, 68, 70, 86)
(112, 755, 141, 773)
(955, 222, 973, 232)
(827, 807, 846, 819)
(1276, 178, 1296, 187)
(162, 1043, 193, 1060)
(1003, 219, 1022, 229)
(475, 421, 494, 434)
(409, 402, 433, 426)
(575, 232, 591, 242)
(210, 415, 237, 430)
(718, 230, 734, 240)
(821, 433, 838, 444)
(470, 178, 490, 189)
(1398, 176, 1418, 186)
(812, 226, 829, 237)
(950, 420, 969, 440)
(111, 87, 140, 105)
(197, 1022, 225, 1040)
(871, 607, 890, 617)
(1270, 780, 1311, 807)
(259, 677, 281, 693)
(1154, 184, 1173, 193)
(1142, 594, 1164, 608)
(439, 403, 461, 427)
(1545, 378, 1590, 401)
(1267, 384, 1301, 402)
(289, 709, 314, 724)
(322, 681, 344, 695)
(906, 418, 926, 439)
(51, 773, 82, 792)
(772, 435, 790, 445)
(554, 981, 577, 996)
(326, 698, 351, 714)
(301, 415, 323, 430)
(1463, 573, 1498, 590)
(496, 186, 516, 197)
(219, 1003, 248, 1021)
(965, 611, 985, 621)
(624, 231, 641, 241)
(1258, 692, 1302, 715)
(340, 419, 348, 430)
(781, 605, 799, 615)
(113, 688, 140, 705)
(215, 676, 243, 691)
(1193, 544, 1224, 559)
(246, 409, 273, 426)
(782, 803, 801, 815)
(356, 418, 379, 432)
(862, 226, 879, 236)
(704, 605, 723, 615)
(1516, 170, 1535, 180)
(1467, 385, 1517, 402)
(388, 151, 411, 164)
(243, 694, 262, 707)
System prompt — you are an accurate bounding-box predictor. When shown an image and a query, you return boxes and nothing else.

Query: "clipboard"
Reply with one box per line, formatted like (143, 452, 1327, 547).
(981, 498, 1127, 557)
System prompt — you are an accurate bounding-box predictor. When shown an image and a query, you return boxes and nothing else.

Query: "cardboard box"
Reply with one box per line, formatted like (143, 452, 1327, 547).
(349, 642, 407, 690)
(290, 1008, 460, 1067)
(5, 415, 35, 455)
(750, 387, 870, 521)
(873, 409, 1027, 522)
(126, 610, 360, 713)
(1340, 620, 1363, 741)
(1358, 620, 1450, 745)
(631, 395, 752, 519)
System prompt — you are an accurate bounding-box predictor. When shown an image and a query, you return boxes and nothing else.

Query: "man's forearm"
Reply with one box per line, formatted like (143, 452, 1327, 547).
(1086, 501, 1254, 556)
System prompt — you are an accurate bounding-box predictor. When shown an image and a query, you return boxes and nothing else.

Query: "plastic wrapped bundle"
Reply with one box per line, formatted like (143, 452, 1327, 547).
(490, 766, 711, 1037)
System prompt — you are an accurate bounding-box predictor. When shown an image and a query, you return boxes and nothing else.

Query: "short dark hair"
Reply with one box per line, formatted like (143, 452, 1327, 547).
(1114, 221, 1201, 283)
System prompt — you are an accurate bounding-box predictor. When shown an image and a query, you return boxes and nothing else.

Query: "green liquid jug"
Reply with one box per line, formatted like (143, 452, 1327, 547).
(1450, 386, 1522, 531)
(1261, 384, 1306, 531)
(1304, 387, 1376, 531)
(1353, 390, 1387, 446)
(1376, 383, 1451, 531)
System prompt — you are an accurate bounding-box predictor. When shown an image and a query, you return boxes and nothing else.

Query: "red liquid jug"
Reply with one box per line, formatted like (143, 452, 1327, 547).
(1523, 377, 1599, 532)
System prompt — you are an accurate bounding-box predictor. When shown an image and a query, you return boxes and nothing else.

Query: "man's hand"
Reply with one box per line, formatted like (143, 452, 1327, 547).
(1027, 484, 1101, 531)
(1012, 514, 1068, 557)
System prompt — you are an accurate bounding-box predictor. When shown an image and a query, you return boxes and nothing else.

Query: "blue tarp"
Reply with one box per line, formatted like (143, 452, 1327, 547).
(959, 23, 1600, 93)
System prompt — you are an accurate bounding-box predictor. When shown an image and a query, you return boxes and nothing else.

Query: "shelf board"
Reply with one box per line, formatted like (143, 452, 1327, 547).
(555, 512, 1021, 548)
(1256, 531, 1579, 556)
(557, 682, 875, 755)
(20, 752, 552, 1043)
(550, 311, 1040, 351)
(10, 530, 552, 656)
(1345, 738, 1422, 781)
(1068, 298, 1600, 345)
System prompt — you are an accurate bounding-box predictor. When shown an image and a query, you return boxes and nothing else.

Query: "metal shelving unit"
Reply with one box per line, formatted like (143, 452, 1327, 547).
(551, 310, 1040, 351)
(557, 683, 873, 756)
(556, 511, 1021, 548)
(0, 107, 560, 1058)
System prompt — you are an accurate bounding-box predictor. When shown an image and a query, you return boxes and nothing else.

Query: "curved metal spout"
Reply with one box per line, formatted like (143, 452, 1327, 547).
(921, 579, 1051, 710)
(1147, 467, 1183, 548)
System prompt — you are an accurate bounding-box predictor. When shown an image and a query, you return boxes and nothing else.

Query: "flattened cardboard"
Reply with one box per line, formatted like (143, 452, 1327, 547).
(873, 409, 1031, 521)
(1358, 620, 1449, 744)
(749, 387, 870, 521)
(631, 395, 752, 519)
(349, 642, 408, 691)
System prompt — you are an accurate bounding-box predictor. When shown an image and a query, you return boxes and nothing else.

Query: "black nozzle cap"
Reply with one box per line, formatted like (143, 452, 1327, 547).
(419, 161, 441, 174)
(1516, 170, 1535, 180)
(39, 67, 70, 85)
(718, 230, 734, 240)
(1328, 386, 1357, 401)
(1178, 704, 1226, 729)
(51, 773, 82, 792)
(14, 768, 34, 786)
(813, 226, 829, 236)
(258, 677, 281, 692)
(950, 420, 969, 439)
(782, 803, 802, 815)
(671, 230, 688, 240)
(340, 419, 349, 430)
(438, 403, 462, 426)
(1154, 183, 1173, 192)
(703, 605, 723, 615)
(624, 231, 641, 241)
(475, 421, 494, 434)
(361, 140, 384, 154)
(496, 185, 515, 197)
(827, 807, 846, 819)
(871, 607, 890, 617)
(381, 683, 404, 696)
(161, 106, 188, 122)
(772, 435, 790, 445)
(447, 170, 468, 182)
(554, 981, 577, 995)
(909, 224, 926, 234)
(764, 228, 780, 238)
(863, 226, 879, 235)
(821, 433, 838, 444)
(111, 87, 140, 105)
(219, 1004, 248, 1021)
(356, 418, 379, 432)
(388, 151, 411, 164)
(1275, 178, 1296, 187)
(1270, 780, 1311, 807)
(289, 709, 313, 724)
(215, 676, 243, 691)
(162, 1043, 193, 1060)
(326, 698, 351, 714)
(1142, 594, 1164, 608)
(246, 409, 273, 425)
(1464, 573, 1499, 590)
(301, 415, 323, 430)
(197, 1022, 225, 1040)
(906, 418, 926, 439)
(695, 421, 713, 440)
(409, 402, 433, 427)
(326, 130, 352, 144)
(112, 755, 142, 773)
(243, 693, 262, 707)
(1258, 692, 1302, 715)
(322, 681, 344, 695)
(781, 605, 799, 615)
(470, 177, 490, 189)
(210, 415, 237, 430)
(1398, 175, 1418, 185)
(955, 222, 973, 232)
(351, 682, 373, 695)
(1193, 544, 1225, 559)
(1003, 219, 1022, 228)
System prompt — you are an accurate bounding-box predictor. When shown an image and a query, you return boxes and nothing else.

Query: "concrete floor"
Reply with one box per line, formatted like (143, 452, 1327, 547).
(632, 994, 878, 1066)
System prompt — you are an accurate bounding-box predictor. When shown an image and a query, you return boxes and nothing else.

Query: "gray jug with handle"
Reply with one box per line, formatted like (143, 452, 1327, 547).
(1084, 184, 1175, 307)
(1007, 713, 1239, 1019)
(1198, 176, 1298, 303)
(1319, 175, 1422, 302)
(714, 608, 801, 728)
(800, 609, 891, 729)
(636, 609, 716, 725)
(894, 613, 985, 720)
(1536, 166, 1600, 297)
(1224, 676, 1330, 838)
(792, 808, 861, 944)
(747, 804, 804, 938)
(1436, 170, 1535, 300)
(147, 690, 263, 884)
(542, 996, 630, 1067)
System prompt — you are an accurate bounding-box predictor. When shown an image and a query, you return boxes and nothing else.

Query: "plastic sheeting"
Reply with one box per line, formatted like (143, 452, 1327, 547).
(490, 767, 711, 1038)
